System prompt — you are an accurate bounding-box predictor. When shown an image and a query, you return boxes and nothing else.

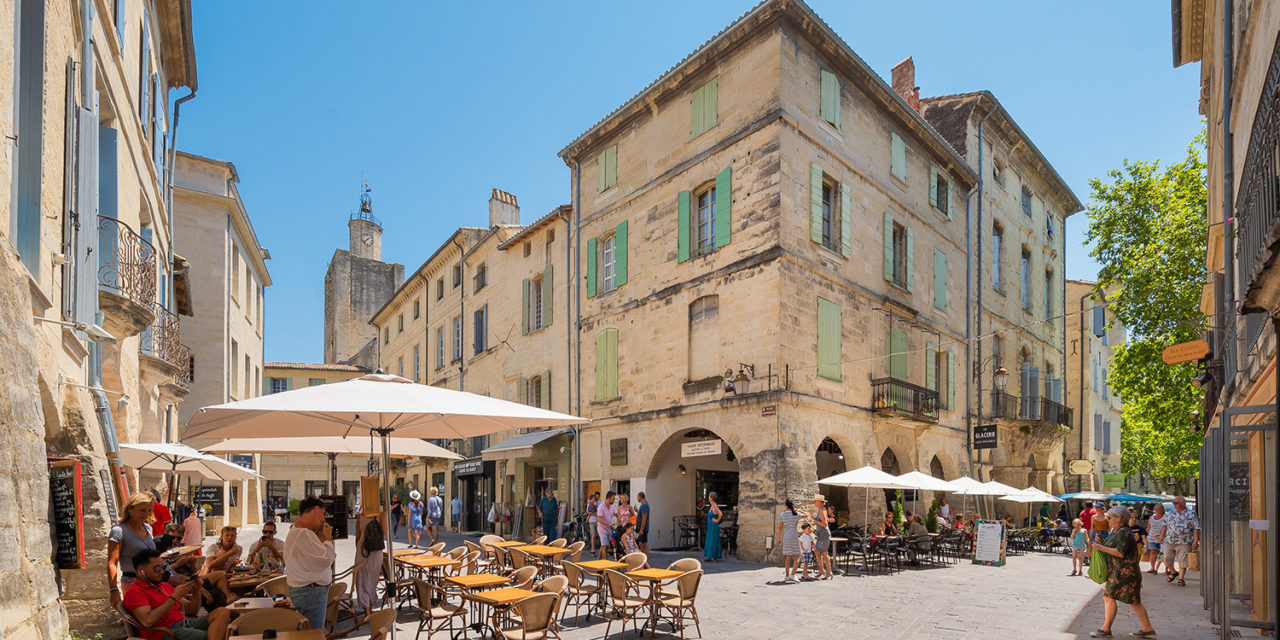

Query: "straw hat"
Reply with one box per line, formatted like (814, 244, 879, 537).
(812, 494, 827, 503)
(410, 490, 421, 500)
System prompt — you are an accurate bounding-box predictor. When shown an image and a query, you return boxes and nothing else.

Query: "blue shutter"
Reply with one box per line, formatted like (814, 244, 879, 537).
(1093, 306, 1105, 337)
(140, 14, 150, 135)
(14, 0, 47, 276)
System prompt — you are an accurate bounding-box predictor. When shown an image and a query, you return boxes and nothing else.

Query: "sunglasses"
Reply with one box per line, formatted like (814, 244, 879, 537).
(263, 530, 277, 534)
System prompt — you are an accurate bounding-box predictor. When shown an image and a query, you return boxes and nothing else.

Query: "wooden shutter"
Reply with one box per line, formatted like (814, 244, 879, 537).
(1094, 414, 1103, 449)
(540, 370, 551, 410)
(714, 166, 731, 248)
(285, 378, 293, 391)
(933, 249, 946, 309)
(519, 377, 528, 405)
(839, 183, 852, 258)
(809, 163, 823, 244)
(691, 84, 704, 136)
(140, 15, 150, 134)
(586, 237, 597, 298)
(594, 332, 608, 401)
(542, 265, 554, 327)
(677, 191, 691, 262)
(882, 213, 894, 282)
(925, 342, 937, 391)
(889, 328, 908, 380)
(946, 351, 955, 410)
(929, 166, 938, 208)
(820, 69, 840, 128)
(597, 148, 608, 192)
(817, 298, 841, 381)
(904, 226, 914, 292)
(1093, 306, 1105, 337)
(14, 0, 46, 276)
(704, 77, 718, 131)
(521, 279, 530, 334)
(607, 329, 618, 399)
(890, 132, 905, 180)
(615, 220, 628, 287)
(1103, 421, 1111, 454)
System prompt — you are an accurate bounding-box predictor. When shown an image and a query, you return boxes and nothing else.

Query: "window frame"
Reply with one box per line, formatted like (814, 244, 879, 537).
(528, 375, 543, 409)
(473, 306, 488, 354)
(436, 327, 445, 369)
(820, 178, 840, 253)
(992, 222, 1004, 292)
(452, 316, 463, 362)
(452, 264, 462, 289)
(1020, 185, 1032, 216)
(694, 183, 717, 257)
(1020, 248, 1032, 311)
(891, 222, 908, 289)
(531, 276, 545, 331)
(601, 234, 617, 294)
(474, 263, 487, 292)
(436, 278, 444, 301)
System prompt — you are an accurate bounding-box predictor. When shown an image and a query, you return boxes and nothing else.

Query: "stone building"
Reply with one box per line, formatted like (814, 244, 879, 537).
(1, 0, 196, 636)
(1062, 280, 1124, 492)
(1172, 0, 1279, 630)
(920, 88, 1082, 491)
(323, 187, 404, 365)
(172, 151, 270, 528)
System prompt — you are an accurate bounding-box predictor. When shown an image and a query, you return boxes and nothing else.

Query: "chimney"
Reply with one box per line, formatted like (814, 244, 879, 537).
(891, 57, 920, 111)
(488, 188, 519, 227)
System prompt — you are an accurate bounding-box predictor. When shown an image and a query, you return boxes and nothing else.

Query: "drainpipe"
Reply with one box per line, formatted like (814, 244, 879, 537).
(452, 236, 465, 391)
(1218, 0, 1236, 629)
(572, 161, 583, 513)
(557, 206, 578, 517)
(165, 89, 196, 226)
(963, 186, 977, 481)
(1078, 289, 1091, 491)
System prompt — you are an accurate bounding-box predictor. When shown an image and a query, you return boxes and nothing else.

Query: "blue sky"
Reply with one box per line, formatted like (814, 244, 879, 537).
(180, 1, 1203, 363)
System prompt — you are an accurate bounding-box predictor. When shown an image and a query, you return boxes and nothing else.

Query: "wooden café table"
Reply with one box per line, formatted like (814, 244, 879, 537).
(575, 560, 628, 617)
(230, 631, 323, 640)
(226, 597, 283, 617)
(627, 568, 683, 637)
(392, 548, 430, 558)
(516, 544, 573, 573)
(227, 570, 283, 593)
(467, 586, 539, 635)
(445, 573, 510, 591)
(402, 554, 460, 582)
(489, 540, 527, 548)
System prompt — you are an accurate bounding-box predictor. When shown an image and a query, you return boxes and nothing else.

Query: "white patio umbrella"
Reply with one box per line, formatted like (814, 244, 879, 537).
(201, 436, 462, 494)
(944, 476, 1008, 520)
(184, 373, 588, 636)
(999, 487, 1064, 504)
(818, 466, 915, 529)
(893, 471, 955, 515)
(118, 442, 261, 511)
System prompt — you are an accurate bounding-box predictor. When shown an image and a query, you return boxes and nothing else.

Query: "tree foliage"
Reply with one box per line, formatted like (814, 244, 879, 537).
(1084, 129, 1207, 484)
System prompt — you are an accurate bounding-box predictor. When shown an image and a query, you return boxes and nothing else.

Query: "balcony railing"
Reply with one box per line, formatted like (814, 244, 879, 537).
(98, 215, 157, 307)
(990, 391, 1072, 427)
(1235, 35, 1280, 346)
(871, 377, 938, 422)
(141, 302, 190, 386)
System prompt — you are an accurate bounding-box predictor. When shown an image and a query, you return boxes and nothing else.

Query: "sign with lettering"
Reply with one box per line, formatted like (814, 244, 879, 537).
(454, 459, 484, 476)
(49, 459, 85, 569)
(1161, 339, 1210, 365)
(973, 424, 998, 450)
(681, 440, 722, 458)
(761, 405, 776, 417)
(194, 485, 223, 517)
(1103, 473, 1126, 489)
(1229, 462, 1249, 521)
(610, 439, 628, 466)
(320, 494, 349, 539)
(229, 454, 255, 470)
(972, 520, 1007, 567)
(1067, 459, 1095, 475)
(100, 468, 119, 523)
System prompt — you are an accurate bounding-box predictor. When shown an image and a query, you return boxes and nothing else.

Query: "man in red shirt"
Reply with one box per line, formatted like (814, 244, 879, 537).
(123, 549, 228, 640)
(150, 489, 172, 537)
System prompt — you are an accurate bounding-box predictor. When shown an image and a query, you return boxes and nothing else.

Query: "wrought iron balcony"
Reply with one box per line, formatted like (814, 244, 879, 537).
(141, 302, 190, 387)
(98, 215, 157, 308)
(871, 377, 938, 422)
(1236, 36, 1280, 344)
(989, 391, 1072, 428)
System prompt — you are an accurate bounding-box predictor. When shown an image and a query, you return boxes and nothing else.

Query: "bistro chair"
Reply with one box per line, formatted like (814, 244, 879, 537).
(658, 570, 703, 639)
(227, 608, 310, 636)
(513, 576, 568, 638)
(510, 566, 540, 590)
(490, 592, 560, 640)
(427, 542, 447, 555)
(446, 546, 467, 560)
(410, 577, 467, 640)
(662, 559, 702, 599)
(460, 549, 482, 576)
(254, 574, 290, 598)
(116, 601, 176, 639)
(548, 538, 567, 548)
(531, 535, 548, 545)
(509, 548, 532, 572)
(560, 561, 602, 626)
(324, 581, 351, 636)
(366, 608, 397, 640)
(490, 546, 511, 575)
(479, 534, 505, 546)
(602, 570, 648, 640)
(566, 541, 586, 563)
(620, 552, 648, 572)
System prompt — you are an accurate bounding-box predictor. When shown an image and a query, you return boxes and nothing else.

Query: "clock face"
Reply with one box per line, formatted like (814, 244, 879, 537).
(362, 234, 374, 246)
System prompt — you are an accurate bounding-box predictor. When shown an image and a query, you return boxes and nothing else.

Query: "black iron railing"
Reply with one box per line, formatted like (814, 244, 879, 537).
(1235, 34, 1280, 346)
(990, 391, 1071, 427)
(141, 302, 190, 386)
(871, 377, 938, 421)
(98, 216, 157, 307)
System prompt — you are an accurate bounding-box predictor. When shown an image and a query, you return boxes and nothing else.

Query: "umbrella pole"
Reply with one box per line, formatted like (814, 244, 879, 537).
(329, 453, 338, 495)
(378, 430, 395, 640)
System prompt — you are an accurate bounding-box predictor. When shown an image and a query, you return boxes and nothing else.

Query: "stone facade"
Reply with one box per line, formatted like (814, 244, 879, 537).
(1063, 280, 1125, 492)
(323, 191, 404, 364)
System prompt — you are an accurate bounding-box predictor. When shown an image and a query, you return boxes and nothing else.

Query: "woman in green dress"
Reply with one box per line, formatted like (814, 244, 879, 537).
(1088, 506, 1157, 638)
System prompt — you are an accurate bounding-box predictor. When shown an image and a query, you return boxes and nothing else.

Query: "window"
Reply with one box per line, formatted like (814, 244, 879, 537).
(1021, 185, 1032, 216)
(991, 335, 1003, 368)
(810, 164, 849, 257)
(882, 214, 912, 291)
(821, 180, 838, 251)
(397, 356, 404, 377)
(588, 221, 628, 297)
(474, 263, 487, 292)
(520, 372, 552, 410)
(1093, 306, 1106, 337)
(548, 229, 555, 243)
(527, 375, 543, 409)
(384, 327, 390, 344)
(690, 77, 718, 137)
(533, 277, 544, 329)
(992, 156, 1005, 187)
(188, 355, 196, 384)
(933, 249, 947, 309)
(305, 481, 326, 498)
(523, 266, 553, 333)
(413, 299, 420, 319)
(595, 328, 619, 401)
(601, 235, 616, 292)
(231, 340, 239, 393)
(688, 296, 720, 381)
(413, 345, 421, 381)
(436, 327, 445, 369)
(817, 298, 841, 381)
(473, 305, 488, 354)
(1020, 248, 1031, 310)
(246, 270, 253, 318)
(452, 316, 462, 361)
(1046, 211, 1055, 239)
(678, 168, 731, 262)
(820, 69, 840, 128)
(992, 222, 1004, 291)
(597, 145, 618, 192)
(254, 366, 260, 398)
(1044, 269, 1053, 319)
(308, 378, 324, 386)
(436, 278, 444, 300)
(398, 313, 404, 333)
(269, 377, 290, 394)
(1094, 414, 1103, 452)
(12, 0, 45, 275)
(231, 249, 241, 301)
(695, 185, 716, 256)
(929, 166, 949, 216)
(890, 132, 906, 181)
(452, 264, 462, 288)
(523, 241, 531, 258)
(244, 356, 250, 399)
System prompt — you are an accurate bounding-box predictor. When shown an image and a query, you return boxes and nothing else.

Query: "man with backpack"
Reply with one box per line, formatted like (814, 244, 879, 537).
(426, 487, 444, 546)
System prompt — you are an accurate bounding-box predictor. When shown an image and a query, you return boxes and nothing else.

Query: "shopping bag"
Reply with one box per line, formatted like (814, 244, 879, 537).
(1187, 550, 1200, 572)
(1088, 549, 1109, 584)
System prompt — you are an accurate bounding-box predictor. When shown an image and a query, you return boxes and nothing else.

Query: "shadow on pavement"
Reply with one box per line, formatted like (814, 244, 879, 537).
(1062, 570, 1217, 639)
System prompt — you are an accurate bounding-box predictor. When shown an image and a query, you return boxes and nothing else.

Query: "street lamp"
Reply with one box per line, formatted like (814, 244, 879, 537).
(994, 366, 1010, 393)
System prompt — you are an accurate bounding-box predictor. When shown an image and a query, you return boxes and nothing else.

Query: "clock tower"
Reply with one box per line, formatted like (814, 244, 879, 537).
(323, 185, 405, 365)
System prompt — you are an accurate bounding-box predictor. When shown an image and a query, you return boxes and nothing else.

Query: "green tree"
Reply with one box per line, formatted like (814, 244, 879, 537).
(1084, 128, 1207, 489)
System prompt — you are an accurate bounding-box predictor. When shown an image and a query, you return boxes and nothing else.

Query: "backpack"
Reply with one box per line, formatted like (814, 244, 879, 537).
(362, 518, 385, 555)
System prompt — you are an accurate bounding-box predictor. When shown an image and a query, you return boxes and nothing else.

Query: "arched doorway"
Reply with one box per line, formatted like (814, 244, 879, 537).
(929, 455, 945, 480)
(816, 438, 848, 519)
(880, 448, 901, 513)
(645, 428, 740, 553)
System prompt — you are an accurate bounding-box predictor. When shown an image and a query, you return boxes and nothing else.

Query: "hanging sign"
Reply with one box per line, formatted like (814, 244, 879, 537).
(973, 424, 998, 450)
(360, 475, 382, 515)
(1161, 339, 1210, 365)
(610, 439, 628, 466)
(1067, 459, 1095, 475)
(681, 440, 722, 458)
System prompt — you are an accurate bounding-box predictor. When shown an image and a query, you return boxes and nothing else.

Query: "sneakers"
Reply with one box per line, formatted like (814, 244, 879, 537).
(1128, 631, 1157, 638)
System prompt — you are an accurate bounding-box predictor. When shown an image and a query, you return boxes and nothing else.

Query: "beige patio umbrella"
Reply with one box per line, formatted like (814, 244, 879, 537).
(118, 442, 262, 512)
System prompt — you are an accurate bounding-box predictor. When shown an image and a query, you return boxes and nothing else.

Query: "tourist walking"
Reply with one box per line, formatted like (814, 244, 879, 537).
(812, 494, 834, 579)
(797, 522, 815, 580)
(389, 495, 403, 537)
(107, 492, 157, 607)
(586, 492, 600, 553)
(1144, 504, 1166, 574)
(704, 491, 723, 563)
(406, 490, 424, 548)
(1088, 506, 1156, 638)
(426, 487, 443, 545)
(596, 490, 617, 559)
(451, 495, 462, 532)
(777, 498, 803, 583)
(1162, 496, 1199, 587)
(353, 506, 385, 621)
(284, 496, 337, 631)
(1070, 518, 1087, 576)
(636, 492, 651, 555)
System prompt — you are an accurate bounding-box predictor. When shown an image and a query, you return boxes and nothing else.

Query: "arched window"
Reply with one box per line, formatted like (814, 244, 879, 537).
(688, 295, 720, 380)
(929, 455, 945, 480)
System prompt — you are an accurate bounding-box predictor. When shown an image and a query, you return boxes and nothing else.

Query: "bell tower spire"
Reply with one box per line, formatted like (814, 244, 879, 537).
(348, 182, 382, 260)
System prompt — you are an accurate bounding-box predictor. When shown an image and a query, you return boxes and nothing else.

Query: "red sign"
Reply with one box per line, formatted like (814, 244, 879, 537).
(761, 405, 776, 417)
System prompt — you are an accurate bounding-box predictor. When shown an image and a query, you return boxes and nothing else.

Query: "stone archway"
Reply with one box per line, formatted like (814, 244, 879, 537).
(644, 428, 740, 554)
(815, 437, 848, 520)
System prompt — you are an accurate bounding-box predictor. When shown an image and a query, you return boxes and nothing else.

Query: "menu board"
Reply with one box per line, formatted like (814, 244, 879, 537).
(49, 459, 85, 569)
(360, 476, 382, 515)
(321, 495, 349, 540)
(972, 520, 1007, 567)
(99, 468, 119, 523)
(193, 485, 223, 517)
(1229, 462, 1250, 521)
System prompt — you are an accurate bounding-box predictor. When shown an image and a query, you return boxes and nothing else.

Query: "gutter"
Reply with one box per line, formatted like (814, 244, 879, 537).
(557, 203, 578, 515)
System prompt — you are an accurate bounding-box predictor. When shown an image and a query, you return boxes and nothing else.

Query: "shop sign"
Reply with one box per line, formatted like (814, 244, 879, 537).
(681, 439, 722, 458)
(1102, 473, 1126, 489)
(973, 424, 997, 450)
(454, 459, 483, 476)
(1067, 459, 1095, 475)
(1161, 339, 1210, 365)
(229, 454, 255, 470)
(610, 439, 628, 466)
(761, 405, 776, 417)
(1229, 462, 1249, 521)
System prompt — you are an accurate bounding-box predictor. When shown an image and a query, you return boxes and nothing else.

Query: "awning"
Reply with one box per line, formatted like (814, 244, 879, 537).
(481, 428, 572, 461)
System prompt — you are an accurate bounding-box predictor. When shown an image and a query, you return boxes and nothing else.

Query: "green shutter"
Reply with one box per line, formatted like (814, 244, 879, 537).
(882, 213, 894, 282)
(594, 332, 607, 401)
(615, 220, 628, 287)
(891, 132, 906, 180)
(541, 369, 551, 410)
(929, 165, 938, 208)
(933, 249, 946, 309)
(705, 77, 718, 130)
(677, 191, 691, 262)
(691, 84, 705, 137)
(543, 265, 554, 327)
(840, 183, 852, 258)
(263, 377, 272, 395)
(817, 298, 841, 381)
(904, 226, 914, 292)
(715, 166, 731, 248)
(518, 377, 528, 405)
(597, 149, 608, 193)
(286, 378, 294, 391)
(946, 351, 955, 410)
(608, 329, 619, 399)
(586, 237, 598, 298)
(820, 69, 840, 128)
(925, 342, 937, 391)
(521, 279, 530, 334)
(809, 163, 823, 244)
(889, 328, 908, 380)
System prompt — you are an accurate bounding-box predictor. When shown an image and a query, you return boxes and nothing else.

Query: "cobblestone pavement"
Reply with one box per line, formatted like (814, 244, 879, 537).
(249, 522, 1218, 640)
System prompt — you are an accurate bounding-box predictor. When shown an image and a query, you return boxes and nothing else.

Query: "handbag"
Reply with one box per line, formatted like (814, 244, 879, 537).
(1187, 550, 1200, 572)
(1088, 549, 1109, 584)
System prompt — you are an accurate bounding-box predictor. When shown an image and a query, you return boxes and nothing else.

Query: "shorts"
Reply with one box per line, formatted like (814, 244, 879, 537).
(1146, 541, 1161, 552)
(598, 529, 612, 546)
(637, 532, 648, 544)
(801, 552, 814, 565)
(170, 614, 212, 640)
(428, 515, 442, 526)
(1165, 542, 1192, 568)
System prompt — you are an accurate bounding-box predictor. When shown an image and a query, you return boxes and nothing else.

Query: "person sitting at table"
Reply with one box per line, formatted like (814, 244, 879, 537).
(153, 521, 184, 554)
(907, 515, 930, 551)
(247, 522, 285, 571)
(123, 548, 230, 640)
(619, 521, 641, 555)
(203, 526, 242, 572)
(878, 512, 898, 536)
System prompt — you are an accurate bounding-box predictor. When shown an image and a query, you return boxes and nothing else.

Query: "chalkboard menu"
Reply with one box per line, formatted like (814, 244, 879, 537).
(49, 459, 85, 569)
(99, 468, 119, 523)
(194, 485, 223, 517)
(1229, 462, 1250, 521)
(320, 495, 348, 540)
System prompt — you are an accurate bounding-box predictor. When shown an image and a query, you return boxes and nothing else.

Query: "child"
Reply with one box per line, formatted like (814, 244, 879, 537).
(620, 521, 641, 555)
(1070, 518, 1087, 576)
(798, 522, 815, 581)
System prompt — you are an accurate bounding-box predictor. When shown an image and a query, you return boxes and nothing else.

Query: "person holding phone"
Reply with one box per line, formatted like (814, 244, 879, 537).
(284, 496, 336, 631)
(123, 548, 229, 640)
(248, 523, 285, 571)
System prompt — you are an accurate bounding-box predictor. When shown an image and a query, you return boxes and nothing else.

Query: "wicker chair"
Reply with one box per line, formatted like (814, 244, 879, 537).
(548, 538, 567, 548)
(566, 541, 586, 563)
(602, 570, 648, 640)
(620, 551, 648, 572)
(560, 561, 602, 625)
(661, 559, 702, 598)
(366, 608, 397, 640)
(491, 546, 512, 575)
(509, 548, 533, 572)
(323, 581, 350, 636)
(490, 592, 560, 640)
(254, 574, 290, 598)
(509, 566, 539, 590)
(657, 570, 703, 639)
(479, 534, 505, 547)
(410, 577, 467, 640)
(426, 542, 447, 555)
(531, 535, 548, 545)
(226, 608, 309, 636)
(115, 601, 176, 639)
(445, 546, 467, 560)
